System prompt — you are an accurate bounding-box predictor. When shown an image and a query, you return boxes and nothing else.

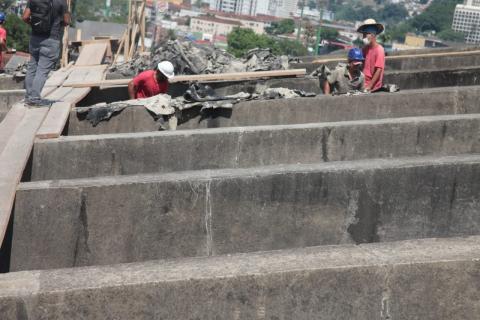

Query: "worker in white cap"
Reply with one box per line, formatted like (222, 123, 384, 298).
(357, 18, 385, 92)
(128, 61, 175, 99)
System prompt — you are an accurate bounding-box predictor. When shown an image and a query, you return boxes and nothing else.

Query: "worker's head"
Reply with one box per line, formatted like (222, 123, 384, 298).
(347, 47, 364, 75)
(0, 12, 6, 25)
(357, 19, 384, 47)
(156, 61, 175, 82)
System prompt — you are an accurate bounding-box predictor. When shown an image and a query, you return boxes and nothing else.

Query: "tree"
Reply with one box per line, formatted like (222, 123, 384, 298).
(227, 28, 308, 57)
(437, 28, 465, 41)
(321, 27, 339, 40)
(4, 14, 30, 52)
(265, 19, 295, 35)
(0, 0, 15, 11)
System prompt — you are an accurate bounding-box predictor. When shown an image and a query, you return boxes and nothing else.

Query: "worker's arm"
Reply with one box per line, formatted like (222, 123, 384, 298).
(365, 67, 382, 91)
(0, 38, 6, 52)
(22, 7, 31, 24)
(128, 80, 137, 99)
(323, 80, 331, 95)
(63, 12, 71, 26)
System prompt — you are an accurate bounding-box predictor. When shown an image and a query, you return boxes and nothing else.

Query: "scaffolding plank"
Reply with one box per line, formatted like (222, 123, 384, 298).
(0, 103, 27, 156)
(0, 107, 48, 246)
(74, 43, 108, 66)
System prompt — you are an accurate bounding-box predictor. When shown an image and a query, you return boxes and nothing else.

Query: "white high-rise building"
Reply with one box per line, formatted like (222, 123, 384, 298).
(268, 0, 298, 18)
(211, 0, 271, 16)
(452, 0, 480, 43)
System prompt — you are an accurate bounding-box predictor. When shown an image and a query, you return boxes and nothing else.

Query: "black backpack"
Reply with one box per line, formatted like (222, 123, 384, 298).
(29, 0, 53, 35)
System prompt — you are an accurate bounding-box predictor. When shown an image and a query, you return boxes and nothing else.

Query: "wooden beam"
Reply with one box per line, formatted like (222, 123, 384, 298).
(0, 104, 26, 156)
(64, 69, 308, 88)
(0, 107, 49, 246)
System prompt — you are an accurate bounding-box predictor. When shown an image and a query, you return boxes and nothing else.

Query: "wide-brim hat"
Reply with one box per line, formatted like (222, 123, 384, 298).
(357, 19, 384, 35)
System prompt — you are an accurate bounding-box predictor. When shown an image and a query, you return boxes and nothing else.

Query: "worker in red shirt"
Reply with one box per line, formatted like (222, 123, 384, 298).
(128, 61, 175, 99)
(0, 12, 7, 72)
(357, 19, 385, 93)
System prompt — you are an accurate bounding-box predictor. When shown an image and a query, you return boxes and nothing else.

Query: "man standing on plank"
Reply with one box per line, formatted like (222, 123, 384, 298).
(22, 0, 70, 106)
(128, 61, 175, 99)
(0, 13, 7, 73)
(357, 18, 385, 93)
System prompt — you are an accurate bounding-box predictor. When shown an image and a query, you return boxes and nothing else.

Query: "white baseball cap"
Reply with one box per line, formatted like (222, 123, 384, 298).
(157, 61, 175, 79)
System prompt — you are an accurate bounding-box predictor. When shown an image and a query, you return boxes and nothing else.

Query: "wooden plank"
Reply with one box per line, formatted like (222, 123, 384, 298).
(0, 103, 26, 156)
(62, 65, 107, 86)
(0, 107, 49, 246)
(75, 43, 108, 66)
(64, 69, 308, 88)
(37, 65, 107, 139)
(36, 101, 73, 139)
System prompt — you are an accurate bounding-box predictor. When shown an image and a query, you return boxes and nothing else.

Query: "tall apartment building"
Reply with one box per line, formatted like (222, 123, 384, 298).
(452, 0, 480, 43)
(209, 0, 272, 16)
(268, 0, 298, 18)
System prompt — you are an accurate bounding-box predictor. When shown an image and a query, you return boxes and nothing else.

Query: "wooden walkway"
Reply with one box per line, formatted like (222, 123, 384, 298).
(0, 43, 108, 246)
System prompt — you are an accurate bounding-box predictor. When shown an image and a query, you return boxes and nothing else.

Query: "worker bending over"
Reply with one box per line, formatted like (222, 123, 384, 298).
(323, 48, 365, 95)
(357, 19, 385, 93)
(128, 61, 174, 99)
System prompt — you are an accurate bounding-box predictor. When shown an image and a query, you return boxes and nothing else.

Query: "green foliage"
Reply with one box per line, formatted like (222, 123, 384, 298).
(334, 3, 407, 25)
(0, 0, 15, 11)
(384, 0, 464, 42)
(320, 27, 339, 40)
(437, 28, 465, 41)
(4, 14, 30, 52)
(227, 28, 307, 58)
(265, 19, 295, 35)
(410, 0, 462, 32)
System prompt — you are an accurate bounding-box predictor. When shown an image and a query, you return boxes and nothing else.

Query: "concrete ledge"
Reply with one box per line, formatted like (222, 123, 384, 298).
(294, 52, 480, 72)
(69, 86, 480, 135)
(0, 90, 24, 122)
(12, 155, 480, 270)
(32, 114, 480, 181)
(2, 236, 480, 319)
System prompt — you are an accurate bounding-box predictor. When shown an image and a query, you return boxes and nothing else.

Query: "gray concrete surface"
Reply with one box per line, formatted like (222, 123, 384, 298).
(11, 155, 480, 270)
(0, 90, 24, 122)
(3, 236, 480, 319)
(294, 51, 480, 72)
(69, 86, 480, 135)
(32, 114, 480, 181)
(0, 76, 24, 90)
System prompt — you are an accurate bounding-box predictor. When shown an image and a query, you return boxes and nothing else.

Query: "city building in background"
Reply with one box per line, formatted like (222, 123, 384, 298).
(452, 0, 480, 43)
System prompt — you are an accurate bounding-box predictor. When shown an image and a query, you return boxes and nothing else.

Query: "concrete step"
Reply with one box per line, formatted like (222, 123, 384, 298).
(31, 114, 480, 181)
(2, 236, 480, 319)
(11, 154, 480, 271)
(70, 86, 480, 135)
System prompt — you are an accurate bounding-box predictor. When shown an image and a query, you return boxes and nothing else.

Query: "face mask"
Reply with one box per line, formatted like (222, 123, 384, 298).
(362, 37, 371, 45)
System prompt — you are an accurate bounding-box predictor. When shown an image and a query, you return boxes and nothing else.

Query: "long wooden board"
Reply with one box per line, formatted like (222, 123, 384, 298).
(63, 69, 308, 88)
(74, 43, 108, 66)
(37, 65, 107, 139)
(0, 107, 49, 246)
(0, 104, 27, 156)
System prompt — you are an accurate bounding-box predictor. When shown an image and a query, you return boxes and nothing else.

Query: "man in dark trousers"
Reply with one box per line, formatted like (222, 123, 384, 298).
(22, 0, 70, 106)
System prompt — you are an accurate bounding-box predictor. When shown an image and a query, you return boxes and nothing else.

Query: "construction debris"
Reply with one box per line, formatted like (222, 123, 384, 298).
(109, 40, 300, 77)
(78, 84, 317, 128)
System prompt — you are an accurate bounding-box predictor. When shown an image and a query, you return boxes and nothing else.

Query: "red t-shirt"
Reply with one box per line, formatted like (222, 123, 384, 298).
(0, 27, 7, 69)
(362, 44, 385, 92)
(133, 70, 169, 99)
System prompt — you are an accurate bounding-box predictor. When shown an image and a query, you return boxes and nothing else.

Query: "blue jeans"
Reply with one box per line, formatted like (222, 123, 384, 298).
(25, 35, 60, 101)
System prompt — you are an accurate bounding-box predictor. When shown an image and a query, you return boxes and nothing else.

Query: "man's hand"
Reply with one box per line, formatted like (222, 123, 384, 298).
(128, 80, 137, 100)
(22, 8, 31, 24)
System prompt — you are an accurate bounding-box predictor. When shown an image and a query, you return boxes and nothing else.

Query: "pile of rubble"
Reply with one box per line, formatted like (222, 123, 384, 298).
(79, 83, 316, 129)
(109, 40, 299, 77)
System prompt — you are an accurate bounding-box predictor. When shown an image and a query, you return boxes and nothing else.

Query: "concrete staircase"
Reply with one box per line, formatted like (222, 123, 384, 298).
(1, 67, 480, 318)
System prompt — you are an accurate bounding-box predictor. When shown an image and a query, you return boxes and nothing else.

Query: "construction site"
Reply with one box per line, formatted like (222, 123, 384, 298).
(1, 1, 480, 317)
